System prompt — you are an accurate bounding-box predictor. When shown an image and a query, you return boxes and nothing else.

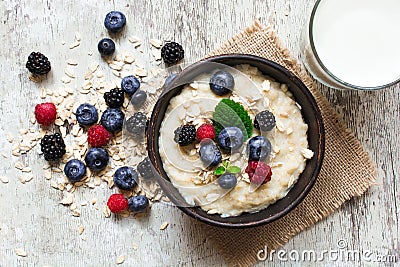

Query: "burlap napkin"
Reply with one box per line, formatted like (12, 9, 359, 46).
(200, 20, 377, 266)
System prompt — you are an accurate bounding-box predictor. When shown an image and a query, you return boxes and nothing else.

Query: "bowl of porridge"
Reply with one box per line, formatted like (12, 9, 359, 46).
(147, 54, 324, 228)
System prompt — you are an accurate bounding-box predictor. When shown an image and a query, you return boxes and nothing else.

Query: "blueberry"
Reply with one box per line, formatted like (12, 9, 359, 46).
(130, 90, 147, 108)
(76, 103, 98, 126)
(98, 38, 115, 56)
(210, 71, 235, 96)
(218, 173, 237, 189)
(247, 136, 272, 161)
(64, 159, 86, 183)
(199, 140, 222, 167)
(128, 195, 149, 213)
(113, 166, 138, 190)
(121, 75, 140, 95)
(101, 108, 125, 133)
(217, 127, 244, 153)
(84, 148, 109, 171)
(104, 11, 126, 33)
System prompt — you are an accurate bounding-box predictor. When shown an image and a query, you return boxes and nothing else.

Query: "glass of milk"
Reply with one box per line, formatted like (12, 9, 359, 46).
(300, 0, 400, 90)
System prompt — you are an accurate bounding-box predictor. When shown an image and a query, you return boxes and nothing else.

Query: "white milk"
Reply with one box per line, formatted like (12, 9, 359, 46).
(311, 0, 400, 88)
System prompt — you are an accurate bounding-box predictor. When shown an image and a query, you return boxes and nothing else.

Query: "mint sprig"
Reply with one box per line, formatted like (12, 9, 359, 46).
(214, 160, 241, 176)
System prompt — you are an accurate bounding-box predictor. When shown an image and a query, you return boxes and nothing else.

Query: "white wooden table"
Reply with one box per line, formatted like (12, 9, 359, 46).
(0, 0, 398, 266)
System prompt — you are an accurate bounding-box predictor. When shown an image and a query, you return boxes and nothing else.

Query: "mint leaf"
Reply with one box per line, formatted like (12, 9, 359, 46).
(227, 166, 241, 174)
(214, 166, 226, 176)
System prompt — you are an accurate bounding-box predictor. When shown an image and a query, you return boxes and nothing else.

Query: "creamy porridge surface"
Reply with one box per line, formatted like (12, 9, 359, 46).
(159, 64, 313, 217)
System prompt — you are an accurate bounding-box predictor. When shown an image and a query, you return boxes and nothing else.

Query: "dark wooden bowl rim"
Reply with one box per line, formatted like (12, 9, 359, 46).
(147, 54, 325, 228)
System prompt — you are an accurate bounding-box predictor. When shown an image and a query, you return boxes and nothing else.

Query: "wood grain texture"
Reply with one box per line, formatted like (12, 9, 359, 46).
(0, 0, 398, 266)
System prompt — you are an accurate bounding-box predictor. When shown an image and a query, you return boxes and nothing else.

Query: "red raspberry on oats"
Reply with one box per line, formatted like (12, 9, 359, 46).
(87, 125, 111, 147)
(196, 124, 216, 141)
(34, 102, 57, 126)
(245, 161, 272, 184)
(107, 194, 128, 213)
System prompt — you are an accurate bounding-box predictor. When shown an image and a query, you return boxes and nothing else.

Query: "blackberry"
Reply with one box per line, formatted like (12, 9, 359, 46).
(126, 112, 147, 136)
(137, 157, 155, 179)
(174, 124, 196, 146)
(254, 110, 276, 132)
(161, 42, 184, 65)
(40, 133, 66, 161)
(26, 52, 51, 75)
(104, 88, 124, 108)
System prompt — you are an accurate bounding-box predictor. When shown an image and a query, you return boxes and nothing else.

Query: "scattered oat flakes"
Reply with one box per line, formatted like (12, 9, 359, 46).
(15, 161, 24, 170)
(21, 167, 32, 173)
(159, 221, 169, 230)
(15, 248, 27, 257)
(19, 129, 28, 135)
(61, 76, 72, 84)
(135, 68, 147, 77)
(72, 210, 81, 217)
(60, 192, 74, 205)
(124, 55, 135, 64)
(280, 112, 289, 118)
(261, 80, 271, 91)
(276, 122, 285, 132)
(69, 41, 80, 49)
(89, 62, 99, 72)
(128, 35, 141, 44)
(0, 176, 9, 184)
(116, 255, 125, 264)
(64, 67, 76, 78)
(75, 32, 81, 41)
(67, 59, 78, 65)
(112, 70, 121, 77)
(301, 148, 314, 159)
(44, 170, 52, 180)
(104, 205, 111, 218)
(40, 87, 47, 98)
(150, 38, 162, 48)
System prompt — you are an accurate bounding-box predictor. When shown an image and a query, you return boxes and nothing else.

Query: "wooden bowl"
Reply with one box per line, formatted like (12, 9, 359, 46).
(147, 54, 325, 228)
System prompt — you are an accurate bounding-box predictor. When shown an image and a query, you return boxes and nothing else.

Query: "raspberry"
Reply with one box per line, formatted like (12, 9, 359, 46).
(245, 161, 272, 184)
(87, 125, 111, 147)
(196, 124, 216, 141)
(35, 102, 57, 126)
(107, 194, 128, 213)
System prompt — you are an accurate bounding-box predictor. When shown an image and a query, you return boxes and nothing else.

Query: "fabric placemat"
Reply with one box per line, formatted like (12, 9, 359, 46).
(200, 20, 377, 266)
